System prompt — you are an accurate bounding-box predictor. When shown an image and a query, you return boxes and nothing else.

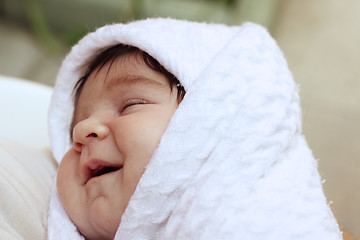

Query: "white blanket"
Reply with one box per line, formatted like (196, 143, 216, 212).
(48, 18, 341, 239)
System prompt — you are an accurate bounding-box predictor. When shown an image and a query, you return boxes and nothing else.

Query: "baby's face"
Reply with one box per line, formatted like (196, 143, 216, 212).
(57, 53, 179, 239)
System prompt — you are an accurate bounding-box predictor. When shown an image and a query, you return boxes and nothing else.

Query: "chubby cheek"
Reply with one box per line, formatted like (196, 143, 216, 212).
(121, 111, 173, 178)
(57, 150, 83, 215)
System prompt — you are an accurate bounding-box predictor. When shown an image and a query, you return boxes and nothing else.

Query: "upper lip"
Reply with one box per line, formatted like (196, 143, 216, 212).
(83, 159, 122, 184)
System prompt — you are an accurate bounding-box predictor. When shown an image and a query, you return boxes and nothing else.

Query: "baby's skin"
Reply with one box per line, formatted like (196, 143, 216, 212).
(57, 52, 179, 239)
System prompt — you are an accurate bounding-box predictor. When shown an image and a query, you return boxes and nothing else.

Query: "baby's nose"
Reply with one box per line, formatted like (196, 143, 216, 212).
(72, 118, 110, 151)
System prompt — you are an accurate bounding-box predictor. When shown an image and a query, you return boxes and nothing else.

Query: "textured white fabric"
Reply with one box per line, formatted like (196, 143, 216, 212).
(48, 18, 342, 239)
(0, 138, 57, 240)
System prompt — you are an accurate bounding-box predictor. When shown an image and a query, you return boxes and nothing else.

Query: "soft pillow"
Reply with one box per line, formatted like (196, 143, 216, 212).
(0, 138, 57, 239)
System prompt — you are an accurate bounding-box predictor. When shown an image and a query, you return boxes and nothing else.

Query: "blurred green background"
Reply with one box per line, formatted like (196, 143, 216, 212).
(0, 0, 281, 53)
(0, 0, 359, 239)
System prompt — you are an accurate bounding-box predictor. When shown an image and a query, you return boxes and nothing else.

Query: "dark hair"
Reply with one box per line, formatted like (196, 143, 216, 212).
(73, 44, 185, 106)
(70, 44, 186, 137)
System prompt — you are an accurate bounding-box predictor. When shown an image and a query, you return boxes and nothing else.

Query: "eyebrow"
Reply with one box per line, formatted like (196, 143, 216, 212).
(105, 74, 167, 91)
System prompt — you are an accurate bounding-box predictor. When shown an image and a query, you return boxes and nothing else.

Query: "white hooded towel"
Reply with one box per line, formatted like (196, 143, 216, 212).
(48, 18, 342, 239)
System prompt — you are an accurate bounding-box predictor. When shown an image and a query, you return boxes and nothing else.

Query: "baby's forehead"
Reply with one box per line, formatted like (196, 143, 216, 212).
(88, 53, 170, 90)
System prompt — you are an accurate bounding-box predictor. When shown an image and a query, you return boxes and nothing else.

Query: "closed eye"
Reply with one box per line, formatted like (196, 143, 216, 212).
(120, 98, 147, 114)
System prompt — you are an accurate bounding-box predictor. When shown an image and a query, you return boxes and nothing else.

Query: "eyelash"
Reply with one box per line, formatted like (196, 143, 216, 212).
(120, 98, 147, 113)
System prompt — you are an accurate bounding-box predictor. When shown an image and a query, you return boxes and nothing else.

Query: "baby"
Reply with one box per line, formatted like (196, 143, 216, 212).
(48, 18, 341, 239)
(56, 44, 185, 239)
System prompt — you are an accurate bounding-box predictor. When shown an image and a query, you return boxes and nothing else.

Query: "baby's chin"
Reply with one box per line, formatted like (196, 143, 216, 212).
(77, 220, 116, 240)
(78, 199, 122, 239)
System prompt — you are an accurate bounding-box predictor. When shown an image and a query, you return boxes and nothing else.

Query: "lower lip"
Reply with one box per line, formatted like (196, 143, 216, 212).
(86, 169, 121, 185)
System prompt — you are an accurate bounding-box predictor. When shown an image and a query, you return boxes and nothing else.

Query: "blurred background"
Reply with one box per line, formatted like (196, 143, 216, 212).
(0, 0, 359, 238)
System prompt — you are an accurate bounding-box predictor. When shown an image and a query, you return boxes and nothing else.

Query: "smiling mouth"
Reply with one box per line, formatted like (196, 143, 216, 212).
(85, 163, 122, 184)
